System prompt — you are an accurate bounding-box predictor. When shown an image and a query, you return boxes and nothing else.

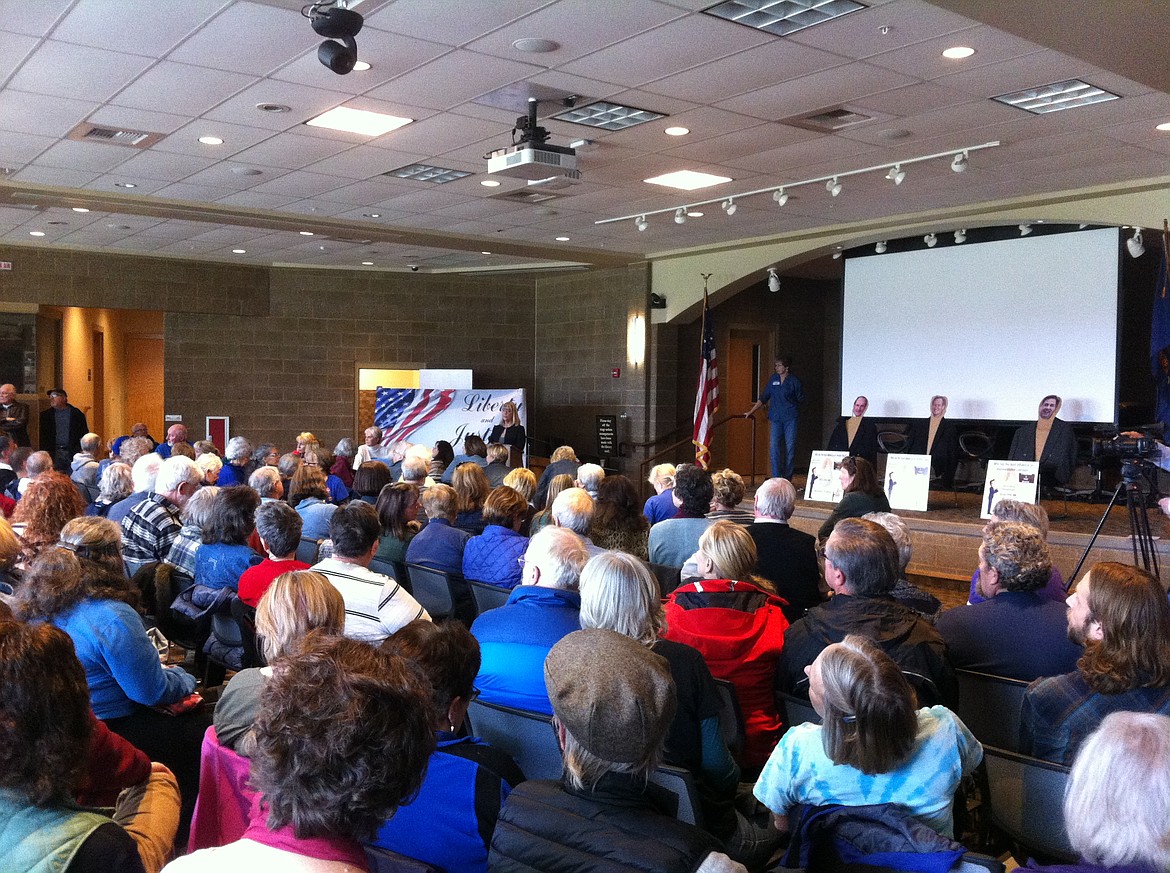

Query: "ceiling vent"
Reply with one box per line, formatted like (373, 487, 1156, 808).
(67, 122, 164, 149)
(493, 189, 562, 204)
(781, 105, 885, 133)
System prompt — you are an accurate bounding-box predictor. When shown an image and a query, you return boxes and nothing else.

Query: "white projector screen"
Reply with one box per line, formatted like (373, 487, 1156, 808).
(841, 228, 1119, 423)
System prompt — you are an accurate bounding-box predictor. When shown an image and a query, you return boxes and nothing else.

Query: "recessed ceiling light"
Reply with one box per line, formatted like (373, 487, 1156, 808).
(71, 207, 90, 213)
(256, 103, 290, 113)
(387, 163, 471, 184)
(28, 231, 45, 237)
(300, 231, 314, 236)
(1157, 122, 1170, 131)
(993, 79, 1119, 114)
(644, 170, 732, 191)
(361, 260, 374, 265)
(363, 212, 381, 218)
(480, 179, 501, 187)
(232, 248, 247, 253)
(553, 101, 666, 131)
(352, 61, 371, 71)
(664, 126, 690, 136)
(942, 46, 975, 59)
(114, 182, 136, 188)
(704, 0, 866, 36)
(198, 135, 224, 145)
(512, 37, 560, 53)
(555, 236, 570, 241)
(305, 106, 413, 137)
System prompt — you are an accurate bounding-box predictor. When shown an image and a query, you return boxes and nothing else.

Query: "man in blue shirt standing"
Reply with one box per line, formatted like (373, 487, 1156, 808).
(744, 355, 804, 480)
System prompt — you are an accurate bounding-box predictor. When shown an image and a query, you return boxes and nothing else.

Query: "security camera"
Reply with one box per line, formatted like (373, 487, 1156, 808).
(408, 264, 419, 272)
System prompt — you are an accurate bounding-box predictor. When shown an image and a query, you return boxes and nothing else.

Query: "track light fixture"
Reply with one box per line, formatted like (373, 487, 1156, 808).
(875, 241, 887, 254)
(674, 207, 687, 225)
(767, 269, 780, 293)
(954, 229, 967, 244)
(305, 2, 364, 75)
(1019, 223, 1032, 236)
(924, 232, 937, 247)
(832, 248, 842, 260)
(635, 215, 648, 232)
(596, 141, 1001, 230)
(1127, 227, 1145, 258)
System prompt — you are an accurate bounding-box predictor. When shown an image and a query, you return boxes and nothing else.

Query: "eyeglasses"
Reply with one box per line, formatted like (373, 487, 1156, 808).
(469, 687, 481, 702)
(516, 556, 526, 569)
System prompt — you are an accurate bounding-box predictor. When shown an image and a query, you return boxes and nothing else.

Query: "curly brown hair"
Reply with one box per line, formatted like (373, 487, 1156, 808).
(16, 546, 139, 621)
(591, 475, 647, 533)
(253, 634, 435, 840)
(0, 620, 91, 806)
(13, 472, 86, 561)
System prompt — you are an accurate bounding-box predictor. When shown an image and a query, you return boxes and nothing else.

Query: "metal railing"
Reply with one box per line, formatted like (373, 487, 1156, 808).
(637, 414, 758, 501)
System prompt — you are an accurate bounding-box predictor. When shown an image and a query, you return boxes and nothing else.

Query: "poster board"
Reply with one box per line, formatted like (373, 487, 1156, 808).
(374, 388, 526, 463)
(884, 453, 932, 512)
(805, 450, 849, 503)
(980, 460, 1040, 519)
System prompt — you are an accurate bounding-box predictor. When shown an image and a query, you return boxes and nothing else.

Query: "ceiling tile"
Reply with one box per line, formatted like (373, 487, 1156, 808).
(151, 120, 276, 157)
(53, 0, 226, 55)
(272, 31, 452, 91)
(203, 78, 352, 131)
(152, 181, 238, 201)
(249, 169, 347, 197)
(111, 61, 257, 117)
(231, 131, 356, 170)
(110, 149, 220, 183)
(0, 0, 75, 37)
(0, 30, 38, 83)
(361, 0, 550, 46)
(787, 0, 976, 55)
(178, 162, 283, 191)
(0, 90, 93, 136)
(935, 49, 1094, 98)
(8, 40, 154, 103)
(0, 131, 56, 167)
(86, 104, 193, 136)
(12, 165, 101, 187)
(168, 1, 320, 75)
(365, 50, 544, 112)
(33, 139, 135, 174)
(303, 144, 431, 180)
(721, 62, 919, 121)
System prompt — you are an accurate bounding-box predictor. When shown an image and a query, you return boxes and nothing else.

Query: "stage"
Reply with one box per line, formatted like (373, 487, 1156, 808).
(784, 486, 1170, 610)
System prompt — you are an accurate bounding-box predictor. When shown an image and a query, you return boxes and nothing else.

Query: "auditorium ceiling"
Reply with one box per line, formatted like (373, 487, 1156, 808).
(0, 0, 1166, 272)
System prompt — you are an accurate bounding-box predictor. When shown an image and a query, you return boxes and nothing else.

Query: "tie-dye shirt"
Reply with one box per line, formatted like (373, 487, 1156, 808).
(753, 706, 982, 837)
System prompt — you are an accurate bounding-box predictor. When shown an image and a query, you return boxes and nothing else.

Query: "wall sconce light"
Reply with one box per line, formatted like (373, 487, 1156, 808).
(628, 314, 646, 367)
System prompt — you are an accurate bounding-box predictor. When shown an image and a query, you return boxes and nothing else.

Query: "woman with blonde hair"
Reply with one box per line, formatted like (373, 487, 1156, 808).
(488, 400, 526, 463)
(663, 519, 790, 771)
(643, 462, 677, 524)
(503, 467, 538, 534)
(452, 462, 491, 535)
(13, 470, 86, 564)
(755, 634, 981, 837)
(529, 473, 573, 535)
(214, 570, 345, 756)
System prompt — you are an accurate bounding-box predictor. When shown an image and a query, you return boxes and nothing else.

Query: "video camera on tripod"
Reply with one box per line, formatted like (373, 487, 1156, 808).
(1091, 426, 1163, 464)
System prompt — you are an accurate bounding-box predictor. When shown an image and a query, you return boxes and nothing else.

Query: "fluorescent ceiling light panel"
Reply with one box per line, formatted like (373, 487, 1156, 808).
(644, 170, 732, 190)
(305, 106, 413, 136)
(703, 0, 866, 36)
(992, 79, 1119, 114)
(385, 163, 472, 184)
(552, 101, 665, 131)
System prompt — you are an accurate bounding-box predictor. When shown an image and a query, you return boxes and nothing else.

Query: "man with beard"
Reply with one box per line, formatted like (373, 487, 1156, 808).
(1020, 562, 1170, 765)
(1007, 394, 1078, 486)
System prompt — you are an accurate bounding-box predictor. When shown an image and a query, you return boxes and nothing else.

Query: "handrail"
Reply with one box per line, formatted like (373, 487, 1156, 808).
(638, 414, 758, 501)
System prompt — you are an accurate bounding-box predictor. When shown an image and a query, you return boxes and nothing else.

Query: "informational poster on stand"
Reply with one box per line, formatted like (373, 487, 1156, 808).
(596, 415, 617, 458)
(805, 450, 850, 503)
(980, 459, 1040, 519)
(883, 453, 932, 512)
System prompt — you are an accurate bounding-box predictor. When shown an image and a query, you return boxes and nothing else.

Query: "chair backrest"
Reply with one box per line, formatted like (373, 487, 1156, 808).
(648, 764, 703, 827)
(188, 726, 258, 853)
(877, 430, 908, 453)
(404, 563, 457, 622)
(711, 677, 746, 759)
(465, 698, 562, 780)
(955, 669, 1029, 753)
(368, 556, 396, 578)
(981, 745, 1075, 863)
(230, 597, 265, 668)
(363, 845, 442, 873)
(467, 579, 513, 615)
(779, 690, 822, 728)
(647, 562, 682, 595)
(958, 431, 994, 460)
(296, 536, 322, 565)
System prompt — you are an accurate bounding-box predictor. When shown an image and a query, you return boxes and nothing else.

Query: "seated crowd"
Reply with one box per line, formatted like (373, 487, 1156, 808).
(0, 421, 1168, 873)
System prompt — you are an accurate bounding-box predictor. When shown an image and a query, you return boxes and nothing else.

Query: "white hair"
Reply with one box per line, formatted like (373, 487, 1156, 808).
(155, 455, 201, 495)
(576, 463, 605, 494)
(863, 511, 912, 572)
(131, 453, 162, 492)
(647, 463, 676, 490)
(552, 487, 594, 535)
(224, 435, 253, 463)
(525, 526, 587, 590)
(401, 456, 427, 483)
(754, 477, 795, 520)
(249, 465, 281, 497)
(195, 453, 222, 478)
(579, 552, 664, 645)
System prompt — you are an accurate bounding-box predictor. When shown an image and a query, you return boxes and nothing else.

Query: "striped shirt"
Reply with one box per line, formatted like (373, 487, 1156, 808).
(120, 494, 182, 564)
(311, 556, 430, 643)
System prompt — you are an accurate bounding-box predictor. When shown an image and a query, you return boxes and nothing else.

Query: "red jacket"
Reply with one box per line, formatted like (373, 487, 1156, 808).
(663, 579, 789, 769)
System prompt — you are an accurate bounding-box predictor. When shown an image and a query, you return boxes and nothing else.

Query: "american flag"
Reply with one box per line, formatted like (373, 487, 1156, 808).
(692, 292, 718, 469)
(374, 388, 457, 444)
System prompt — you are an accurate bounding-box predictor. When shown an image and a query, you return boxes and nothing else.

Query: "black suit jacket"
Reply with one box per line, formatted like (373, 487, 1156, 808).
(39, 403, 89, 454)
(827, 416, 878, 466)
(747, 521, 822, 622)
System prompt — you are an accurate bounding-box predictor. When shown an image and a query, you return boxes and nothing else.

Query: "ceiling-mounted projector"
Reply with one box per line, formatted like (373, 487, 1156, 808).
(485, 98, 579, 181)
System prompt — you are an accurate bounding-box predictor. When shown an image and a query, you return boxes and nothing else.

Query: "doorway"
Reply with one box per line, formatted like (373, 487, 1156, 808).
(727, 327, 772, 485)
(91, 331, 105, 438)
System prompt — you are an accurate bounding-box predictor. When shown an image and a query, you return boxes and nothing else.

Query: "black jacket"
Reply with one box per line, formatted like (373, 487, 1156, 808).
(747, 521, 822, 622)
(907, 417, 959, 487)
(489, 773, 720, 873)
(778, 594, 956, 707)
(827, 417, 878, 467)
(39, 403, 89, 454)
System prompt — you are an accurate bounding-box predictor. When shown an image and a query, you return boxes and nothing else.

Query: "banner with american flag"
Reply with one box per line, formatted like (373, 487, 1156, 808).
(373, 388, 526, 458)
(692, 292, 718, 469)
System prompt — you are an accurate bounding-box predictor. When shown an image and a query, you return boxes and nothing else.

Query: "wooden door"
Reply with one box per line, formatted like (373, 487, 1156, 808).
(726, 328, 772, 485)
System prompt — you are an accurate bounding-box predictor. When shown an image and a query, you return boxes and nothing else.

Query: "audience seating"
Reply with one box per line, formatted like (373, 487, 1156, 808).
(295, 536, 323, 565)
(779, 690, 822, 729)
(648, 764, 703, 827)
(230, 597, 265, 669)
(188, 726, 257, 852)
(711, 677, 746, 760)
(957, 431, 995, 491)
(954, 669, 1029, 753)
(647, 562, 682, 595)
(465, 698, 562, 780)
(980, 745, 1075, 864)
(467, 578, 512, 615)
(153, 561, 212, 679)
(403, 563, 474, 625)
(876, 430, 908, 454)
